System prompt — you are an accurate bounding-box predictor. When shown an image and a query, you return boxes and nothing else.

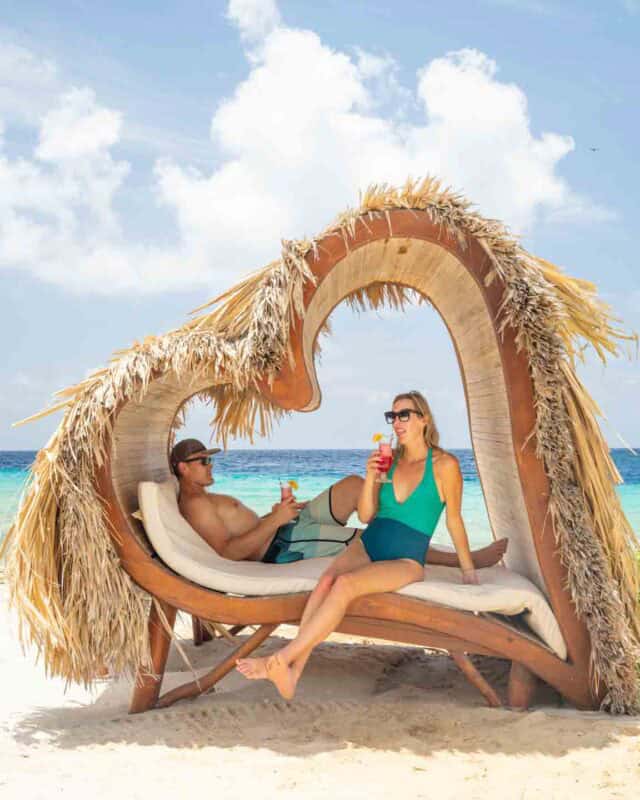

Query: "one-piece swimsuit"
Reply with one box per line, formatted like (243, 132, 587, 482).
(360, 447, 445, 565)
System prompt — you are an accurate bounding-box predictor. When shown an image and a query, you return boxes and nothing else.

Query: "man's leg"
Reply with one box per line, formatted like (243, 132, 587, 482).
(427, 538, 508, 568)
(328, 475, 364, 524)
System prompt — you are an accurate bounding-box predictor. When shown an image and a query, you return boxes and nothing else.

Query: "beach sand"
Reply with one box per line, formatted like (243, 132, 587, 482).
(2, 585, 639, 800)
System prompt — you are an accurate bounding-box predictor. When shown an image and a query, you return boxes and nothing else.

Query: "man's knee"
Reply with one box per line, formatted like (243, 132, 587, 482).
(333, 475, 363, 506)
(333, 474, 363, 492)
(344, 474, 364, 491)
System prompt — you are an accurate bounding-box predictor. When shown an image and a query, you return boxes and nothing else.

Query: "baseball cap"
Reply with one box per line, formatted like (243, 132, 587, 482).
(170, 438, 221, 473)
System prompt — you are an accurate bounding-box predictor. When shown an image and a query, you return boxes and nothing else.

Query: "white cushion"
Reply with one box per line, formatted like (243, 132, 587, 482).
(138, 479, 567, 660)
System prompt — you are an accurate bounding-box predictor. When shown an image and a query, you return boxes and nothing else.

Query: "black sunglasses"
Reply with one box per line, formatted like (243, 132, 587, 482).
(184, 456, 213, 466)
(384, 409, 424, 424)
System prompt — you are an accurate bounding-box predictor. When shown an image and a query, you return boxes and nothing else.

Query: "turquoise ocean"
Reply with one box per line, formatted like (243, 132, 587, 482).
(1, 449, 639, 550)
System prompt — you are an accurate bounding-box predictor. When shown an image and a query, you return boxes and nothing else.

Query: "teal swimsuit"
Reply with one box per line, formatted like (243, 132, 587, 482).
(360, 448, 446, 565)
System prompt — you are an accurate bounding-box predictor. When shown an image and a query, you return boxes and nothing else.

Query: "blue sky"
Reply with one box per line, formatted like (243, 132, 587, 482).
(1, 0, 638, 450)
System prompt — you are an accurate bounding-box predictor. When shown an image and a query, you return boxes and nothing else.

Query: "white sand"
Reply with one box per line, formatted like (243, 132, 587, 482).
(2, 585, 639, 800)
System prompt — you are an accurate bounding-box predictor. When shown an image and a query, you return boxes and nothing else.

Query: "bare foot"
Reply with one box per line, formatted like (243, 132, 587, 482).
(235, 655, 270, 680)
(235, 653, 298, 699)
(266, 653, 298, 700)
(473, 538, 508, 568)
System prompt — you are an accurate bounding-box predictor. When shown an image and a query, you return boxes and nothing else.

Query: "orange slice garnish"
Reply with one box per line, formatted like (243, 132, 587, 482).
(288, 479, 299, 491)
(372, 433, 384, 443)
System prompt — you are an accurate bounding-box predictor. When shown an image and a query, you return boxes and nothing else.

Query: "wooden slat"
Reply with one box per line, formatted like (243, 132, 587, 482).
(451, 652, 502, 708)
(156, 624, 278, 709)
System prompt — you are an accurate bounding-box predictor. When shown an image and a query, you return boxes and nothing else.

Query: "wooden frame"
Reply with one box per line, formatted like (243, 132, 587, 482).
(96, 209, 601, 713)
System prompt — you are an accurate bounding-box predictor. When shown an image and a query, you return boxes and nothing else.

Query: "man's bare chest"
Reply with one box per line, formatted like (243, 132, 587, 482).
(211, 495, 261, 536)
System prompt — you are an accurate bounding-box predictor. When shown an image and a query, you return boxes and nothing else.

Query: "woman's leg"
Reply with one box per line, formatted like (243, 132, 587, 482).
(281, 557, 424, 665)
(236, 538, 371, 694)
(238, 556, 424, 698)
(282, 535, 368, 685)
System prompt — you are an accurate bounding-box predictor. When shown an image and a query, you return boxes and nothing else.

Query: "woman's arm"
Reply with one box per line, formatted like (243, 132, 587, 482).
(440, 454, 479, 584)
(357, 451, 384, 523)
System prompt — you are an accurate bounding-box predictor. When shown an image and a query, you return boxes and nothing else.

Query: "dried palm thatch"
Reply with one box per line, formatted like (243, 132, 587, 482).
(2, 177, 638, 711)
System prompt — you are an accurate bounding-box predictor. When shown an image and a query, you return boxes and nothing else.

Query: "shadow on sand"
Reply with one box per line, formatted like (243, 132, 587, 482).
(11, 636, 640, 758)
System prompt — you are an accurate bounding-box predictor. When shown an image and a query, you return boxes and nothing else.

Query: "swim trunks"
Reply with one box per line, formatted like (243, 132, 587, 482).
(261, 487, 358, 564)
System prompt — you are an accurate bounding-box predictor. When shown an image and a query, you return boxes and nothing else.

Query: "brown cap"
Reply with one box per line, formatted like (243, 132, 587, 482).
(170, 438, 221, 473)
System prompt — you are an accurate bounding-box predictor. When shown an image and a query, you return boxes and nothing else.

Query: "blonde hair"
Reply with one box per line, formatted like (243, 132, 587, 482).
(392, 390, 440, 453)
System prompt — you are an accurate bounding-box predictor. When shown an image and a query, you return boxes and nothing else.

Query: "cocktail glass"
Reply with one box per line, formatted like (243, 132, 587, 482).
(280, 479, 299, 521)
(280, 480, 294, 501)
(376, 437, 394, 484)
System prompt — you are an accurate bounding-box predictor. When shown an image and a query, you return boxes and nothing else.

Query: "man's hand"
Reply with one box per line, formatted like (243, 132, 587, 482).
(271, 496, 305, 525)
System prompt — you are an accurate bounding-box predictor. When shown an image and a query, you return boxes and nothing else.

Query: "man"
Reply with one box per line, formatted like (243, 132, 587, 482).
(171, 438, 507, 567)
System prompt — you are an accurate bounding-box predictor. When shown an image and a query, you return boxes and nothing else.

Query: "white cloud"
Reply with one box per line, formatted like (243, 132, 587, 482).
(0, 88, 133, 289)
(410, 49, 612, 226)
(37, 88, 122, 162)
(226, 0, 281, 43)
(0, 42, 59, 124)
(159, 17, 608, 264)
(0, 2, 613, 294)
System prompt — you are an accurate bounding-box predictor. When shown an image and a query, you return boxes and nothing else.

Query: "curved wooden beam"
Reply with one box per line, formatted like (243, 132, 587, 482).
(94, 209, 602, 712)
(254, 209, 595, 699)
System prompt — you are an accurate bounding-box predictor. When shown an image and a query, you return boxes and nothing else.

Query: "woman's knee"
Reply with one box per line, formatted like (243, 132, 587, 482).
(317, 572, 337, 592)
(331, 573, 357, 603)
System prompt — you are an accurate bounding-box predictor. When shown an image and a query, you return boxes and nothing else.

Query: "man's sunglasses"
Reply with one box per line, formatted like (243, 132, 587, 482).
(184, 456, 213, 466)
(384, 409, 424, 424)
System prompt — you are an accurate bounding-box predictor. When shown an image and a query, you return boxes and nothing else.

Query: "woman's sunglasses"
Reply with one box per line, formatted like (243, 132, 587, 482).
(184, 456, 213, 466)
(384, 409, 424, 424)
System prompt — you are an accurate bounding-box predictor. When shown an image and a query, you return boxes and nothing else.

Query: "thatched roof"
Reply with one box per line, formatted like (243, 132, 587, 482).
(2, 178, 639, 711)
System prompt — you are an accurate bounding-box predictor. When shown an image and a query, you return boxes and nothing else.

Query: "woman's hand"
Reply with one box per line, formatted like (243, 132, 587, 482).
(365, 450, 383, 480)
(358, 452, 383, 523)
(461, 568, 479, 585)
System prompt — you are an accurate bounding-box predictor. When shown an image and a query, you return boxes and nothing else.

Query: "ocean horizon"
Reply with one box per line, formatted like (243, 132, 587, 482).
(2, 448, 639, 549)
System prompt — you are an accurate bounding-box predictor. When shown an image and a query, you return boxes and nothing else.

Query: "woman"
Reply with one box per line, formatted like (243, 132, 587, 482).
(236, 390, 479, 699)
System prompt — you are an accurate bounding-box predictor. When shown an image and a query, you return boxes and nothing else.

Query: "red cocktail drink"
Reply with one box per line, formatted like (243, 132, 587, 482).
(376, 441, 393, 483)
(378, 445, 393, 472)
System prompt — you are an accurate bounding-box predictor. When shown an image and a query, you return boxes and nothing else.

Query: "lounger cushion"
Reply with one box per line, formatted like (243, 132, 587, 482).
(138, 478, 567, 660)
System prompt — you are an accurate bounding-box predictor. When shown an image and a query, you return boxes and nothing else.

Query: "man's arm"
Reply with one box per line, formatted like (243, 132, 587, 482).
(216, 503, 287, 560)
(183, 495, 296, 561)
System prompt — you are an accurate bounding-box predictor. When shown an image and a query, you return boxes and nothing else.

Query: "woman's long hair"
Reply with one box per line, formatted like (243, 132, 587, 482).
(392, 390, 440, 456)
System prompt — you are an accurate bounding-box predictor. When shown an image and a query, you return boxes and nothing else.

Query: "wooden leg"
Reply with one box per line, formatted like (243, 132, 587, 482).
(508, 661, 538, 711)
(451, 652, 502, 708)
(129, 600, 177, 714)
(157, 623, 278, 709)
(192, 616, 213, 646)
